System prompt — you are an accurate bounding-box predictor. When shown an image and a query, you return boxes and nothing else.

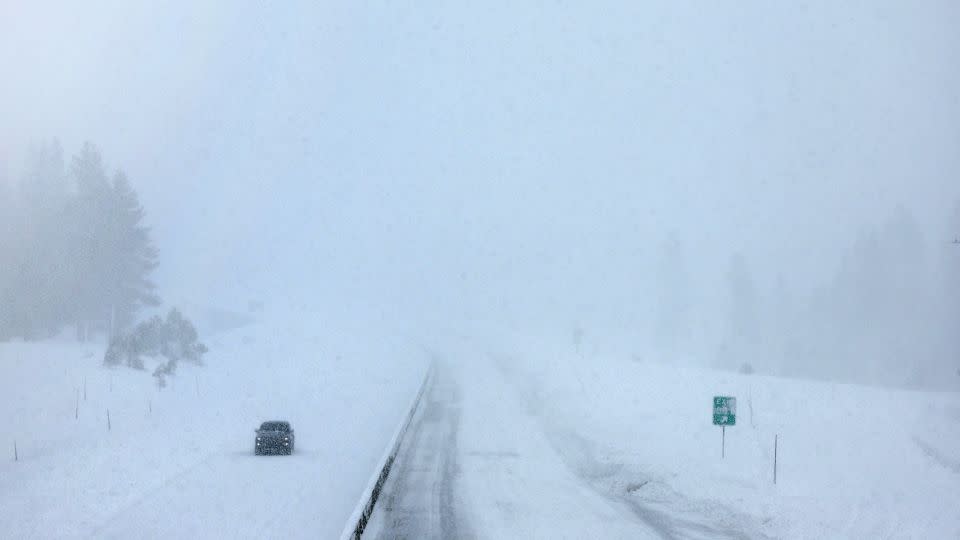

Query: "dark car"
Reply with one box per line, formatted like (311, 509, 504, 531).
(254, 420, 295, 455)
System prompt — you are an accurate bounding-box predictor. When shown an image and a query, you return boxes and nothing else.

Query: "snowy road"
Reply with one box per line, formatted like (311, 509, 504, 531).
(366, 366, 468, 539)
(366, 359, 666, 539)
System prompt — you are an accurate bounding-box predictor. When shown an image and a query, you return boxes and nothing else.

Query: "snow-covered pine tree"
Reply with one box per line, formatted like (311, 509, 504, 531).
(68, 142, 113, 341)
(104, 171, 160, 335)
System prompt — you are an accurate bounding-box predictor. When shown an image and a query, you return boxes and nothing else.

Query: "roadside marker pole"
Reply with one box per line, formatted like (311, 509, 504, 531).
(774, 434, 778, 484)
(722, 425, 725, 459)
(13, 441, 17, 462)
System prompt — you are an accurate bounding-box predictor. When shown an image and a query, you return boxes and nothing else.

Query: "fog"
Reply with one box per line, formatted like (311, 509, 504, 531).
(2, 1, 959, 387)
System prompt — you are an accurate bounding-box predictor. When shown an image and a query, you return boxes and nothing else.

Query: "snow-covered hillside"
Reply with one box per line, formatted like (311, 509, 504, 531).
(0, 312, 427, 539)
(494, 340, 960, 539)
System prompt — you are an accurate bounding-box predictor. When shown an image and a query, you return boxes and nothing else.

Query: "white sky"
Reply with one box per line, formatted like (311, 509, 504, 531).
(2, 1, 958, 335)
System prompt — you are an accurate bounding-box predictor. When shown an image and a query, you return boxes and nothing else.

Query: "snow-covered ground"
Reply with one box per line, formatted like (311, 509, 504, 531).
(5, 319, 958, 539)
(494, 339, 960, 539)
(0, 310, 427, 539)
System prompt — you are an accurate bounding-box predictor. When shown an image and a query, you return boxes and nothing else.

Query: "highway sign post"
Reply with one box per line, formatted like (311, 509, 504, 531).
(713, 396, 736, 458)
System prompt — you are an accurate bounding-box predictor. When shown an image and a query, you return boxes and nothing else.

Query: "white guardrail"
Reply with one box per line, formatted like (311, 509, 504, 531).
(339, 363, 434, 540)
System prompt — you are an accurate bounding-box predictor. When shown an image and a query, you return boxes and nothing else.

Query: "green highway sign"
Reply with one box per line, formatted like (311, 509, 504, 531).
(713, 396, 736, 426)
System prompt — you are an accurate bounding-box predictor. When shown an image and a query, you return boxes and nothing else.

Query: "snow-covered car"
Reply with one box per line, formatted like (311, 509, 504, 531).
(254, 420, 295, 455)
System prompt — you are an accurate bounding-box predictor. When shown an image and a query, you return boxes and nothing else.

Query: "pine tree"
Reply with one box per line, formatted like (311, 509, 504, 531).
(721, 252, 757, 368)
(0, 179, 16, 339)
(67, 142, 114, 340)
(945, 200, 960, 373)
(10, 140, 70, 338)
(20, 139, 68, 212)
(655, 233, 691, 354)
(727, 252, 756, 344)
(104, 171, 160, 335)
(163, 308, 206, 363)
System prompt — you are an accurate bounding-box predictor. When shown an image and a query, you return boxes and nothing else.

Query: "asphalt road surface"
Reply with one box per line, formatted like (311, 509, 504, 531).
(367, 367, 469, 539)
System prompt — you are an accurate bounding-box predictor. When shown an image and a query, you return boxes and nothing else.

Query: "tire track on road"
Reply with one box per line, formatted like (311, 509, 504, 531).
(368, 365, 470, 539)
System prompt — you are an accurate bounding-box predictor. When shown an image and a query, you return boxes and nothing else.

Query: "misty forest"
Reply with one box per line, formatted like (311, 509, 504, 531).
(0, 140, 159, 341)
(652, 203, 960, 388)
(2, 138, 957, 388)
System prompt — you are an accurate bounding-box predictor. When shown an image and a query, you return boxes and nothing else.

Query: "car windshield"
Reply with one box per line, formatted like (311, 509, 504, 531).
(3, 3, 959, 539)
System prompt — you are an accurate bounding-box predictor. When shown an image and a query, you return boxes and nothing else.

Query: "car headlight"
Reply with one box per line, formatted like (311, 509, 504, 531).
(256, 437, 261, 441)
(284, 437, 289, 441)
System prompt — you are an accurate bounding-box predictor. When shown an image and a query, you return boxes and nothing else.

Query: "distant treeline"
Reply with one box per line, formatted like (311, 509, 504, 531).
(652, 203, 960, 388)
(0, 140, 158, 342)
